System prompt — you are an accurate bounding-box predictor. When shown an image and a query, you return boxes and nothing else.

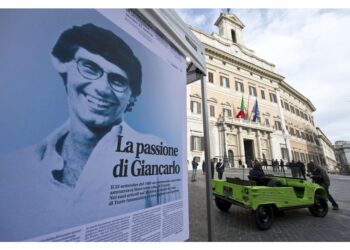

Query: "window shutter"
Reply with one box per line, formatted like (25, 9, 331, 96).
(198, 102, 201, 114)
(210, 105, 215, 117)
(208, 72, 213, 83)
(190, 136, 194, 150)
(190, 101, 193, 113)
(201, 137, 205, 151)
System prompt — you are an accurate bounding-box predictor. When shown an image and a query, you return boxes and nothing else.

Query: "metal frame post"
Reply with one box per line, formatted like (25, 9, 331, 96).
(199, 73, 214, 241)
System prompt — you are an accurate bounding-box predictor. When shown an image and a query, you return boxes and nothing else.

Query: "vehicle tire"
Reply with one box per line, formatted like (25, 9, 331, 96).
(253, 205, 274, 230)
(215, 197, 231, 212)
(309, 194, 328, 217)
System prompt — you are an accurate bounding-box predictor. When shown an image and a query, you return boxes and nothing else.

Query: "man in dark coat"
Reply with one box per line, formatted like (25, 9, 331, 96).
(308, 162, 339, 210)
(191, 157, 199, 182)
(249, 161, 265, 178)
(280, 159, 285, 173)
(289, 160, 298, 178)
(248, 161, 265, 185)
(262, 158, 268, 170)
(216, 159, 224, 180)
(296, 160, 306, 179)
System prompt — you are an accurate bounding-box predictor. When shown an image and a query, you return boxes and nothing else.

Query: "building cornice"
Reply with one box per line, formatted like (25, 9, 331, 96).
(190, 26, 276, 69)
(190, 22, 317, 113)
(317, 127, 333, 148)
(279, 81, 316, 112)
(205, 45, 284, 83)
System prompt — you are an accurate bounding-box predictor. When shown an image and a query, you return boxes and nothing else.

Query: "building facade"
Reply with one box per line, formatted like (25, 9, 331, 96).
(187, 12, 326, 169)
(316, 127, 337, 172)
(334, 141, 350, 175)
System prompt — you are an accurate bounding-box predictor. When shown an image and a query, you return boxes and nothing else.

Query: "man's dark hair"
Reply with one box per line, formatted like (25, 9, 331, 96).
(52, 23, 142, 97)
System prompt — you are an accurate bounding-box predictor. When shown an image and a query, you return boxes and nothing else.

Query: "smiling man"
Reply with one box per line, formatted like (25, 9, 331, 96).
(49, 24, 142, 188)
(0, 23, 180, 241)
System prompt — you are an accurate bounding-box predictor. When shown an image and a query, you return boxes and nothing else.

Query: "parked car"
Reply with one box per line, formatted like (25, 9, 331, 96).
(212, 174, 328, 230)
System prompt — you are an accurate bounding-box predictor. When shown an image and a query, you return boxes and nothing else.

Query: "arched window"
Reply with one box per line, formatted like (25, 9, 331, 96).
(231, 29, 237, 43)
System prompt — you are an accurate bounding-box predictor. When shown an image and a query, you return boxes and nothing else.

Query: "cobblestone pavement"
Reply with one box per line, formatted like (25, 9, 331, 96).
(188, 168, 350, 242)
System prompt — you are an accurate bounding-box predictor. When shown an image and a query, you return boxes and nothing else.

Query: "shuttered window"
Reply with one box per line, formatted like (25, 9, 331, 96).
(190, 101, 201, 114)
(191, 136, 204, 151)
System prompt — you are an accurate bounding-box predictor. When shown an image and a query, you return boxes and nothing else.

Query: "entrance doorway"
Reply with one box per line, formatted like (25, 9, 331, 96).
(244, 139, 254, 165)
(228, 150, 234, 168)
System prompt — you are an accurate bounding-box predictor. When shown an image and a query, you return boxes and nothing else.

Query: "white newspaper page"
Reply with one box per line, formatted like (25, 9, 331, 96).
(0, 9, 188, 242)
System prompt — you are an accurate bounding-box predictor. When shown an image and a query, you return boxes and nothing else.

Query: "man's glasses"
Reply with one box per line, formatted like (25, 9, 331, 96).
(75, 58, 130, 93)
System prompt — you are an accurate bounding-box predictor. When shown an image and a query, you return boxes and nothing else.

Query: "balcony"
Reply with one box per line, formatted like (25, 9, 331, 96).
(217, 116, 274, 132)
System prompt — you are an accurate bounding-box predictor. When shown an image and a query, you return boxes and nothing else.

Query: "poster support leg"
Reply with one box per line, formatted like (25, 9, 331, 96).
(199, 72, 214, 242)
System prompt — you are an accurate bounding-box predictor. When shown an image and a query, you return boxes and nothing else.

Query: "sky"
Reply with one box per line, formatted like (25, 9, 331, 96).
(177, 8, 350, 144)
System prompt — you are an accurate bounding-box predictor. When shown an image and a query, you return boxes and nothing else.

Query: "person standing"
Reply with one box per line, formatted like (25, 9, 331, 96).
(238, 159, 243, 168)
(280, 159, 285, 173)
(271, 159, 276, 172)
(289, 160, 298, 178)
(274, 159, 280, 172)
(202, 160, 206, 175)
(210, 158, 216, 179)
(307, 161, 314, 174)
(216, 159, 224, 180)
(308, 162, 339, 210)
(296, 160, 306, 179)
(191, 157, 199, 182)
(262, 158, 268, 170)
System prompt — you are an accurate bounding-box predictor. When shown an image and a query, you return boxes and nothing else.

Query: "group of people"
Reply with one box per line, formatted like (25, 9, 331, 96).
(190, 157, 339, 211)
(191, 157, 225, 181)
(251, 158, 308, 179)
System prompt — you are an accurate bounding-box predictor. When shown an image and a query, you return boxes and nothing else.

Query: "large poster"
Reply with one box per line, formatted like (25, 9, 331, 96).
(0, 9, 188, 242)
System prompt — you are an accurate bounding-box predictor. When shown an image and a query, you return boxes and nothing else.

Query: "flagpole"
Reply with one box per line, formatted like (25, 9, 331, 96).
(250, 98, 257, 121)
(246, 94, 250, 120)
(252, 98, 260, 122)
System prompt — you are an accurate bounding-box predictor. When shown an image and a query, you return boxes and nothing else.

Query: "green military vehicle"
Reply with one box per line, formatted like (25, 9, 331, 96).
(212, 172, 328, 230)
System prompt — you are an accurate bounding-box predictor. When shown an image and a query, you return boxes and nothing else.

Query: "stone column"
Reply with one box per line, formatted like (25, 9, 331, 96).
(268, 132, 274, 161)
(238, 127, 245, 165)
(222, 124, 228, 167)
(218, 123, 224, 160)
(256, 131, 262, 161)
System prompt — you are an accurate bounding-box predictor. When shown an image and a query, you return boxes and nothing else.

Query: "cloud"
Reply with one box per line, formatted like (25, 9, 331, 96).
(176, 9, 221, 33)
(177, 9, 350, 143)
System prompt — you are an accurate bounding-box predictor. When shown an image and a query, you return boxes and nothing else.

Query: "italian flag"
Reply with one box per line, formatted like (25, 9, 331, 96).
(235, 95, 246, 119)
